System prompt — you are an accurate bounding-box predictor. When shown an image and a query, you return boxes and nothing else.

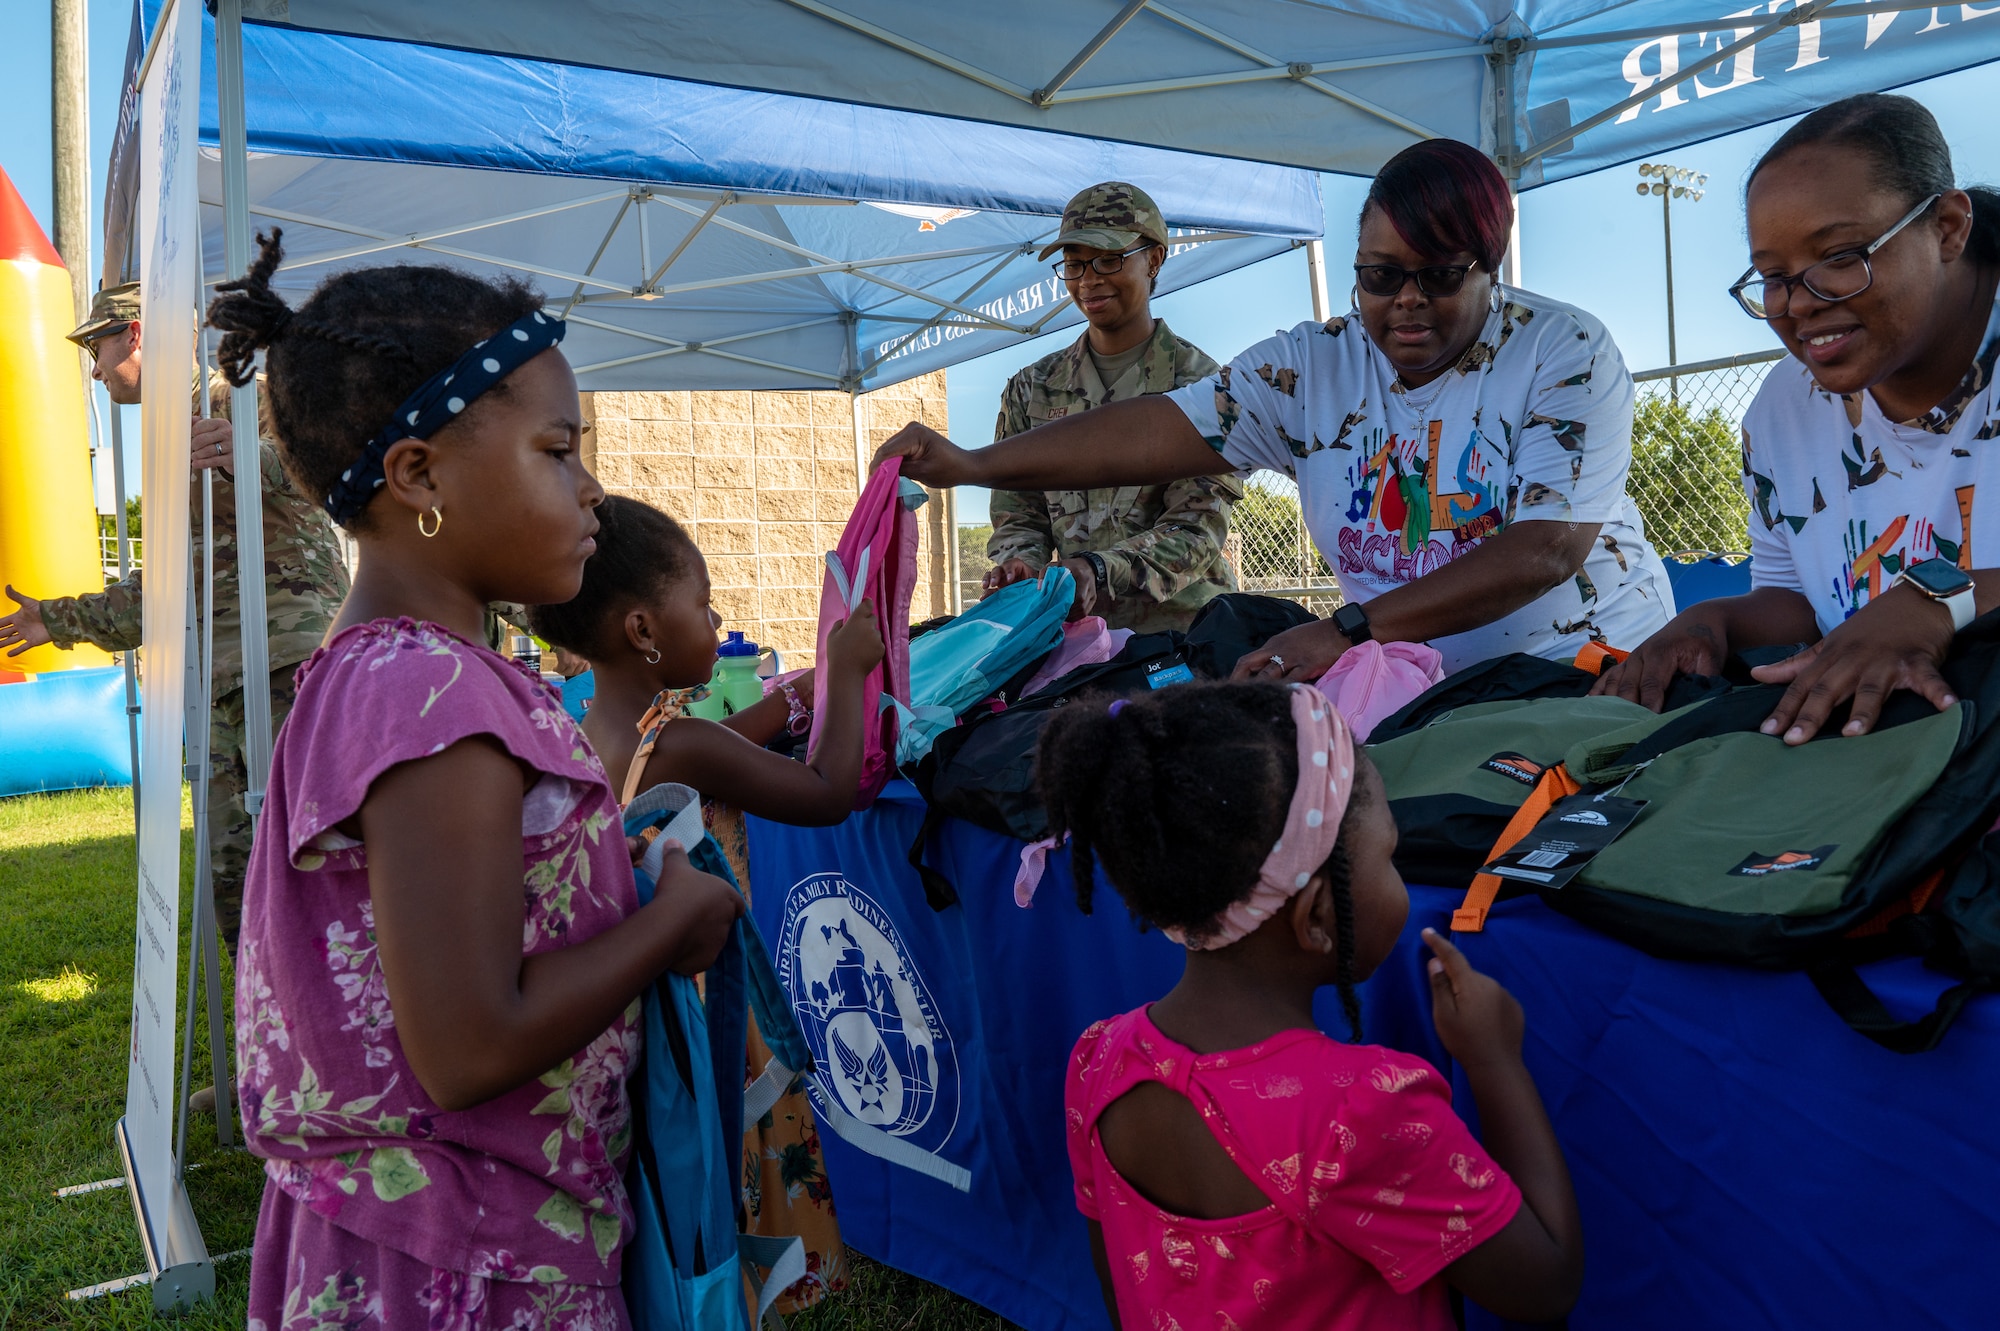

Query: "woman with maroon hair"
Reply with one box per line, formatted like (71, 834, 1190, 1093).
(876, 139, 1674, 678)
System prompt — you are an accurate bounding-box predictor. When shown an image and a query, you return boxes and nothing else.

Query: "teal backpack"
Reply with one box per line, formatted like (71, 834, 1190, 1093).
(893, 567, 1074, 768)
(621, 784, 810, 1330)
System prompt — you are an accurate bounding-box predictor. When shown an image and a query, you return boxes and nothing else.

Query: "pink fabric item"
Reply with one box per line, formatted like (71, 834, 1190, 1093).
(239, 620, 639, 1284)
(813, 458, 920, 807)
(1161, 684, 1356, 950)
(1013, 831, 1068, 907)
(1313, 640, 1446, 743)
(1066, 1008, 1521, 1331)
(1018, 617, 1133, 699)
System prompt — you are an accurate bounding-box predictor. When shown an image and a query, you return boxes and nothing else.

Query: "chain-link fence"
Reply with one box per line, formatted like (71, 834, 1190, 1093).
(956, 350, 1782, 614)
(1626, 349, 1782, 561)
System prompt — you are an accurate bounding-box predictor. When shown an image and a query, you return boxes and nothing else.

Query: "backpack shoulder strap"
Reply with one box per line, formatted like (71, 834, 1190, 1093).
(1453, 763, 1582, 933)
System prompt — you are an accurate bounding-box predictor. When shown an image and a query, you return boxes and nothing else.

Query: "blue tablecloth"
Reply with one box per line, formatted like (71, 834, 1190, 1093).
(747, 784, 1999, 1331)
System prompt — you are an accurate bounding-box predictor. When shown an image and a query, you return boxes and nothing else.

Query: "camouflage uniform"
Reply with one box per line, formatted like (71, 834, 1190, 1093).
(40, 364, 349, 944)
(987, 317, 1243, 634)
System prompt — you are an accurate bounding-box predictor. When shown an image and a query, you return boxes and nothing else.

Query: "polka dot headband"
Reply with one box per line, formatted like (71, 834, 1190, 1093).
(1161, 683, 1357, 951)
(322, 310, 566, 526)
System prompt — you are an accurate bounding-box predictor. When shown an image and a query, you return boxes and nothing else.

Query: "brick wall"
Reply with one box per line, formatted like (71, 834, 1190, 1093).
(582, 371, 956, 664)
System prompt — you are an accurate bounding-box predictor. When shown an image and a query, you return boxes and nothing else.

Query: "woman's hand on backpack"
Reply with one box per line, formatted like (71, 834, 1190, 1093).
(1590, 604, 1731, 711)
(1750, 579, 1967, 743)
(1423, 928, 1524, 1072)
(1231, 617, 1351, 683)
(652, 849, 745, 977)
(873, 421, 981, 488)
(826, 598, 885, 678)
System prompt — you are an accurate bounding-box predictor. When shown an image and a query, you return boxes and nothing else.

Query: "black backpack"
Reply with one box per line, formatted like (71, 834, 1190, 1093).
(901, 594, 1318, 908)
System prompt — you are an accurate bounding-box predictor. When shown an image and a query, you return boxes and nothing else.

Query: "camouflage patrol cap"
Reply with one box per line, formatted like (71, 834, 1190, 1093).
(67, 280, 141, 347)
(1036, 182, 1170, 262)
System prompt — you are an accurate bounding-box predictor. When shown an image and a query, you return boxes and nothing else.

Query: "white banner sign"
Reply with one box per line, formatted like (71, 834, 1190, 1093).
(128, 0, 201, 1256)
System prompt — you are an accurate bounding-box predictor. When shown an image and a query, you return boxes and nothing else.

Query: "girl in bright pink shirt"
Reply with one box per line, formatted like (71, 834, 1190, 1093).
(1038, 682, 1583, 1328)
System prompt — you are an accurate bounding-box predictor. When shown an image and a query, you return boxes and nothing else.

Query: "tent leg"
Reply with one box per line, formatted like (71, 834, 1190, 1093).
(1503, 192, 1523, 288)
(943, 486, 961, 616)
(107, 396, 142, 830)
(849, 390, 868, 497)
(213, 0, 272, 820)
(1304, 239, 1331, 323)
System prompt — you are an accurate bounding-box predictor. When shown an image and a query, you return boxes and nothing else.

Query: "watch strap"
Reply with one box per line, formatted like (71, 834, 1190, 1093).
(1082, 551, 1110, 593)
(1896, 564, 1977, 633)
(1333, 601, 1372, 644)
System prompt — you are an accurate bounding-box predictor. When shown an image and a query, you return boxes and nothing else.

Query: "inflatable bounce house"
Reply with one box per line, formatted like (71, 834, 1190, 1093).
(0, 165, 134, 796)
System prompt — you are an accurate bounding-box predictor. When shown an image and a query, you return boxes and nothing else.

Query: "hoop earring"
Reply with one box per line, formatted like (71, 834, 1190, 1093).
(417, 505, 443, 538)
(644, 647, 661, 665)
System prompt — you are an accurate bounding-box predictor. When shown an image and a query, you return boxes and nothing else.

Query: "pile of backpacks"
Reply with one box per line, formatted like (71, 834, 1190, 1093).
(882, 583, 2000, 1052)
(1364, 620, 2000, 1053)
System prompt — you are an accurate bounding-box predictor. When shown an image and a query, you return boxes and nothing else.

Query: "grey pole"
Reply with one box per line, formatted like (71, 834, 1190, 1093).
(107, 401, 141, 837)
(213, 0, 273, 815)
(52, 0, 91, 325)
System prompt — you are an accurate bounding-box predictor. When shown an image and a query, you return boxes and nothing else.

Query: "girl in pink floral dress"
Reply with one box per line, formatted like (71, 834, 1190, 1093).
(529, 494, 888, 1314)
(211, 237, 742, 1329)
(1036, 682, 1585, 1328)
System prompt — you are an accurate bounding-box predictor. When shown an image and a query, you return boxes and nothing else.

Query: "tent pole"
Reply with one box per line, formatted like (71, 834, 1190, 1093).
(108, 397, 141, 836)
(849, 390, 868, 498)
(213, 0, 272, 817)
(1304, 239, 1330, 323)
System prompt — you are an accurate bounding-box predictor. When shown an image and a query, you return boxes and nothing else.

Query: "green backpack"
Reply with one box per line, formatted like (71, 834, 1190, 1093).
(1371, 630, 2000, 1052)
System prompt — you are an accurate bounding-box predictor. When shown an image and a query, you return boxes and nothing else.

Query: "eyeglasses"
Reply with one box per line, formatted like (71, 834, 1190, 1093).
(1352, 262, 1479, 299)
(1729, 194, 1939, 320)
(1051, 243, 1156, 281)
(83, 324, 132, 363)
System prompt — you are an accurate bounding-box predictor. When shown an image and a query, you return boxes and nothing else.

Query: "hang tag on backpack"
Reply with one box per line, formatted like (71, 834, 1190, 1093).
(1480, 792, 1647, 889)
(1145, 655, 1195, 690)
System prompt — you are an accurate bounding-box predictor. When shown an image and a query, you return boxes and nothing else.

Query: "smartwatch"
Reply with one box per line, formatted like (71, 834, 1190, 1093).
(1332, 601, 1372, 644)
(1896, 557, 1977, 632)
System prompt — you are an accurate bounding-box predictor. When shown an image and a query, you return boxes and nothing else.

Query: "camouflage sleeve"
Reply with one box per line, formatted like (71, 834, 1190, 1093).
(40, 570, 144, 653)
(985, 372, 1055, 570)
(1097, 474, 1245, 604)
(986, 488, 1055, 573)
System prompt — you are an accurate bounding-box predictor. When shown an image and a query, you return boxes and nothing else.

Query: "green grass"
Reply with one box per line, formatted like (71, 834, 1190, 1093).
(0, 789, 1012, 1329)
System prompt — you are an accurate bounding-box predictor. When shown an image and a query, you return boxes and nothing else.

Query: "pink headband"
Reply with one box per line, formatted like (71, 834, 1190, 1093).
(1013, 685, 1357, 950)
(1164, 684, 1356, 950)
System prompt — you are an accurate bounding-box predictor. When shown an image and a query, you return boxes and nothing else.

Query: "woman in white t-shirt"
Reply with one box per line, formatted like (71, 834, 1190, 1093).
(876, 139, 1674, 678)
(1597, 94, 2000, 744)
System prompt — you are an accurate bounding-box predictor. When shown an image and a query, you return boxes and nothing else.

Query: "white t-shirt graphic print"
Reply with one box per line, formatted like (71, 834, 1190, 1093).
(1166, 289, 1674, 674)
(1743, 294, 2000, 632)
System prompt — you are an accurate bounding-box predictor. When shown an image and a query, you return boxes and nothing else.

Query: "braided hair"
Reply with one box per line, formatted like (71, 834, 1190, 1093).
(1036, 680, 1368, 1039)
(203, 229, 547, 529)
(527, 494, 699, 657)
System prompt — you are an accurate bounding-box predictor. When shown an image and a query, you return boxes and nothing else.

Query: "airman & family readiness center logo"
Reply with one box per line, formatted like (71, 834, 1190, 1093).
(778, 874, 960, 1152)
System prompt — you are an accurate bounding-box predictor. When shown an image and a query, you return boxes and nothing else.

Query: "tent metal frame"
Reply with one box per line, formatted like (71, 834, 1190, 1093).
(198, 178, 1267, 388)
(771, 0, 1956, 177)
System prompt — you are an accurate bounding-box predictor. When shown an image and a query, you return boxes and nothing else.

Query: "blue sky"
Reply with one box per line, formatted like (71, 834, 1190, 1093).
(3, 9, 1994, 517)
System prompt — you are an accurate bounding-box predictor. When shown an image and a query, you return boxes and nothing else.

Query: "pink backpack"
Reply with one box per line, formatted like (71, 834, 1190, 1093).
(1313, 640, 1445, 743)
(812, 459, 922, 808)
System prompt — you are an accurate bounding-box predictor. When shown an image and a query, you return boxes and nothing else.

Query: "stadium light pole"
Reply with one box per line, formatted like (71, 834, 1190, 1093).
(1636, 162, 1706, 397)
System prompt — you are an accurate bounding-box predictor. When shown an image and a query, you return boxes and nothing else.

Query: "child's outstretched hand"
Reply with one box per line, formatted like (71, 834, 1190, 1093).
(826, 597, 886, 677)
(1423, 928, 1525, 1071)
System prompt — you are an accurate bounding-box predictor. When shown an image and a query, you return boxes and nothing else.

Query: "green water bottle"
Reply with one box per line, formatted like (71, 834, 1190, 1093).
(714, 631, 767, 717)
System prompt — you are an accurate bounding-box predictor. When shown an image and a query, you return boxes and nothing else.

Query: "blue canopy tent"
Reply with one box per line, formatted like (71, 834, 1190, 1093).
(242, 1, 2000, 192)
(123, 3, 1323, 396)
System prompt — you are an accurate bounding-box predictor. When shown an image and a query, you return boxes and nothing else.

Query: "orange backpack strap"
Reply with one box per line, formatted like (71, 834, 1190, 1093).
(1573, 642, 1630, 676)
(1452, 763, 1582, 933)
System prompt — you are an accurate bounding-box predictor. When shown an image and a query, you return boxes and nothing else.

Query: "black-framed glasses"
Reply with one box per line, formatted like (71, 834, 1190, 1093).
(83, 324, 132, 363)
(1051, 243, 1156, 281)
(1352, 262, 1479, 299)
(1729, 193, 1939, 320)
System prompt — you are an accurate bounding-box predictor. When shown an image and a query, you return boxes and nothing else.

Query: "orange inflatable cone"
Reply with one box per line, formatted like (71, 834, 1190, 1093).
(0, 165, 110, 673)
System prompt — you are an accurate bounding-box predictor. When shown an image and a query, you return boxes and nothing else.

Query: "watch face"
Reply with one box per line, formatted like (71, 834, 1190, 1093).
(1907, 558, 1974, 597)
